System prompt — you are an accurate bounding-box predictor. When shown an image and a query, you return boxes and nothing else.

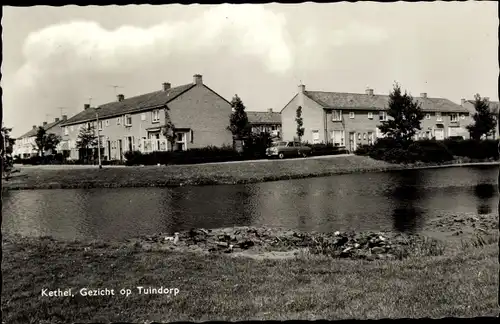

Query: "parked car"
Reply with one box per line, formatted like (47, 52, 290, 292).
(266, 141, 312, 159)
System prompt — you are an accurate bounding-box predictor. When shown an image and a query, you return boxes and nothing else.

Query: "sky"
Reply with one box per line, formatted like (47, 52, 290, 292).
(2, 2, 498, 137)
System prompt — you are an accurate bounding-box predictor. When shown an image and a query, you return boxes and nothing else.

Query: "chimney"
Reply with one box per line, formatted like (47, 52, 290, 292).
(365, 88, 374, 96)
(55, 117, 60, 122)
(420, 92, 427, 98)
(117, 94, 125, 102)
(43, 121, 48, 127)
(193, 74, 203, 85)
(32, 125, 37, 130)
(162, 82, 171, 91)
(268, 108, 273, 113)
(62, 115, 67, 121)
(298, 84, 305, 93)
(84, 104, 90, 110)
(461, 98, 466, 106)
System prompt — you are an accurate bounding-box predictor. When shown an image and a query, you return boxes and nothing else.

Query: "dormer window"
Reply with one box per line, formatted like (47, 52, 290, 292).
(332, 110, 342, 121)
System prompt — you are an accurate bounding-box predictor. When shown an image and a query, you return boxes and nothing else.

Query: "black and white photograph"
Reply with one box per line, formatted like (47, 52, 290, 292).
(1, 1, 499, 322)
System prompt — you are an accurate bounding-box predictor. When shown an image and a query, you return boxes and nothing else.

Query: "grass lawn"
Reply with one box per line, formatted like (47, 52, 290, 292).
(4, 155, 498, 190)
(2, 234, 498, 322)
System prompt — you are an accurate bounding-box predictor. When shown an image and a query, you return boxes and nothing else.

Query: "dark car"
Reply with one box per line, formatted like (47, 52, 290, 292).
(266, 141, 312, 159)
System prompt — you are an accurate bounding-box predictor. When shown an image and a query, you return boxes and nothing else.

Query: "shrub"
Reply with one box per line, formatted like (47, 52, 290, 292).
(304, 143, 345, 156)
(354, 144, 372, 156)
(124, 150, 144, 166)
(407, 140, 454, 163)
(443, 138, 498, 160)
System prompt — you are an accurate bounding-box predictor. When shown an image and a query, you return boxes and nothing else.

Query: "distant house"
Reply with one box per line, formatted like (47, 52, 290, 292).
(13, 116, 68, 158)
(281, 84, 470, 152)
(59, 74, 233, 161)
(461, 98, 499, 139)
(246, 109, 282, 138)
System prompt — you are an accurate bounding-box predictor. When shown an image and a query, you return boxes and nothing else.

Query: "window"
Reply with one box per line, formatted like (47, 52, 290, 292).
(357, 133, 361, 140)
(349, 112, 355, 119)
(152, 110, 160, 123)
(174, 132, 187, 151)
(87, 123, 91, 130)
(367, 132, 374, 145)
(368, 112, 373, 119)
(436, 112, 443, 122)
(64, 127, 68, 135)
(425, 114, 431, 119)
(379, 111, 388, 121)
(312, 130, 320, 144)
(363, 133, 367, 140)
(141, 113, 146, 121)
(460, 114, 465, 120)
(125, 114, 132, 126)
(105, 120, 110, 127)
(450, 114, 458, 122)
(332, 110, 342, 121)
(286, 142, 294, 147)
(331, 130, 345, 146)
(117, 117, 121, 125)
(98, 121, 103, 130)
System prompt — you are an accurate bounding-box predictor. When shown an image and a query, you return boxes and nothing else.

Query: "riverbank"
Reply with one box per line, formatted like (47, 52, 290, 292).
(2, 211, 498, 322)
(2, 155, 498, 191)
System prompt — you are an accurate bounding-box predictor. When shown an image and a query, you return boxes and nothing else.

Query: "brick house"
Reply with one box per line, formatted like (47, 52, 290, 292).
(460, 98, 499, 139)
(246, 108, 282, 138)
(59, 74, 233, 161)
(281, 84, 470, 152)
(13, 115, 68, 158)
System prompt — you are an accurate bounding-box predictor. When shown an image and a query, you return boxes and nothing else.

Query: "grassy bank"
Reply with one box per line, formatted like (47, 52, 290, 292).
(2, 228, 498, 322)
(3, 155, 498, 191)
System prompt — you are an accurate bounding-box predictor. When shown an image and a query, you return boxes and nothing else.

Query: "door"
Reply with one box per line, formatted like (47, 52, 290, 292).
(127, 136, 133, 152)
(349, 132, 356, 152)
(435, 129, 444, 140)
(107, 141, 111, 160)
(118, 140, 123, 161)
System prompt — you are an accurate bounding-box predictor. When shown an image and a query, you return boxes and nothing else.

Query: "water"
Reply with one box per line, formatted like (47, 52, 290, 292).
(2, 165, 498, 241)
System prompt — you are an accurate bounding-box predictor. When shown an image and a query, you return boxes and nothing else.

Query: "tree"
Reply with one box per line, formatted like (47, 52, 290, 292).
(1, 125, 16, 156)
(162, 110, 176, 151)
(378, 82, 425, 147)
(76, 124, 97, 160)
(33, 126, 61, 157)
(466, 94, 497, 140)
(227, 94, 251, 140)
(296, 106, 305, 142)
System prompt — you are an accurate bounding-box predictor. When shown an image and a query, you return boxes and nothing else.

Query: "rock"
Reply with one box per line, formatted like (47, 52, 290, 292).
(371, 247, 385, 254)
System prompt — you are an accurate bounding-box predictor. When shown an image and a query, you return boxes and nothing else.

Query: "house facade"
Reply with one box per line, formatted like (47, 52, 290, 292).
(281, 84, 470, 152)
(460, 98, 499, 139)
(247, 109, 282, 138)
(59, 74, 233, 161)
(13, 116, 68, 158)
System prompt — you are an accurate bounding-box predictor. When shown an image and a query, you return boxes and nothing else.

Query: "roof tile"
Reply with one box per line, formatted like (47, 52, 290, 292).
(61, 83, 194, 126)
(247, 111, 281, 124)
(305, 91, 469, 113)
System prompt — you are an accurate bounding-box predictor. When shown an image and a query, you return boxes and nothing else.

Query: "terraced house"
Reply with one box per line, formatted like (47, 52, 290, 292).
(281, 84, 470, 152)
(13, 115, 68, 158)
(247, 108, 282, 138)
(59, 74, 233, 161)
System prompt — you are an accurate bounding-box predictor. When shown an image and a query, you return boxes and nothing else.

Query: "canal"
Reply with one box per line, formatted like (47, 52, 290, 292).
(2, 165, 498, 241)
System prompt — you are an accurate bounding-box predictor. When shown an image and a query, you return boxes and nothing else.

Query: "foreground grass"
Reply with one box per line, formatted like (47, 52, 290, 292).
(2, 235, 498, 322)
(4, 155, 498, 190)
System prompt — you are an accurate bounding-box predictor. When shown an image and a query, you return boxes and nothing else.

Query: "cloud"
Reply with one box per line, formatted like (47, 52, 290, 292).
(16, 4, 293, 86)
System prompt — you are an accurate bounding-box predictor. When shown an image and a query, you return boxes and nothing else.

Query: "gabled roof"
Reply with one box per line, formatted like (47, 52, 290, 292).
(304, 91, 469, 113)
(247, 111, 281, 125)
(61, 83, 195, 126)
(463, 100, 499, 114)
(17, 119, 65, 139)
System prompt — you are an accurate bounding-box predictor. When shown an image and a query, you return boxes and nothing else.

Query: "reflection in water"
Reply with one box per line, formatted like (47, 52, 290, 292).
(390, 170, 424, 233)
(2, 165, 498, 240)
(473, 183, 496, 215)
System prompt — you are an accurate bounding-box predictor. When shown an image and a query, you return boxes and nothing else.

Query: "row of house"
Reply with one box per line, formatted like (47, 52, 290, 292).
(12, 74, 498, 159)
